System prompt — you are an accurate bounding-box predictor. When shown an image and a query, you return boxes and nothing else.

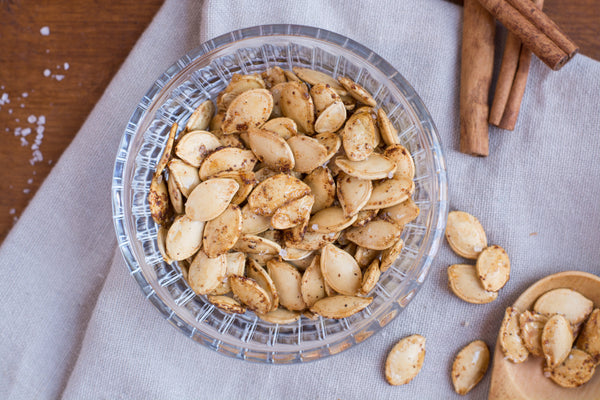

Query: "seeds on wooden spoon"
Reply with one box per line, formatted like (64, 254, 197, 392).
(499, 307, 529, 363)
(575, 308, 600, 363)
(548, 348, 596, 388)
(518, 310, 549, 357)
(542, 314, 573, 369)
(533, 288, 594, 326)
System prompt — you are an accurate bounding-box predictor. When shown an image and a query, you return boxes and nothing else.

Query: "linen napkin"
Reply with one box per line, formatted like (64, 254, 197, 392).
(1, 0, 599, 398)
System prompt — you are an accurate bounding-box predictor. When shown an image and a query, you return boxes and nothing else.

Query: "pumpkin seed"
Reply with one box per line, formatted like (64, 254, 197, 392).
(167, 173, 184, 214)
(377, 108, 400, 146)
(188, 250, 227, 295)
(280, 81, 315, 134)
(269, 82, 287, 118)
(354, 246, 380, 269)
(310, 83, 342, 115)
(451, 340, 490, 395)
(219, 74, 266, 111)
(267, 259, 306, 311)
(336, 172, 372, 217)
(155, 123, 178, 177)
(292, 67, 347, 95)
(314, 131, 342, 163)
(168, 159, 200, 197)
(165, 215, 204, 261)
(363, 176, 414, 211)
(475, 245, 510, 291)
(499, 307, 529, 363)
(207, 295, 246, 314)
(289, 253, 316, 271)
(247, 173, 311, 216)
(320, 244, 362, 295)
(185, 178, 238, 222)
(360, 259, 381, 295)
(271, 194, 314, 230)
(310, 295, 372, 319)
(210, 251, 246, 295)
(240, 203, 271, 235)
(575, 309, 600, 363)
(383, 144, 415, 180)
(218, 133, 245, 149)
(445, 211, 487, 260)
(221, 88, 273, 134)
(286, 135, 328, 173)
(335, 153, 396, 180)
(345, 219, 402, 250)
(303, 167, 336, 214)
(260, 66, 287, 89)
(257, 307, 301, 324)
(209, 170, 257, 205)
(210, 111, 225, 132)
(198, 147, 257, 181)
(261, 117, 297, 140)
(380, 238, 404, 272)
(232, 234, 282, 255)
(342, 112, 376, 161)
(300, 255, 327, 307)
(280, 247, 313, 262)
(308, 207, 358, 233)
(247, 258, 279, 312)
(548, 348, 596, 388)
(283, 69, 301, 83)
(542, 314, 573, 368)
(337, 76, 376, 107)
(230, 275, 272, 314)
(519, 310, 549, 357)
(202, 204, 242, 257)
(248, 127, 295, 171)
(385, 334, 426, 386)
(247, 253, 276, 266)
(314, 101, 346, 134)
(185, 100, 215, 132)
(447, 264, 498, 304)
(285, 227, 339, 251)
(156, 226, 172, 264)
(149, 174, 171, 225)
(174, 130, 221, 168)
(533, 288, 594, 326)
(381, 198, 419, 228)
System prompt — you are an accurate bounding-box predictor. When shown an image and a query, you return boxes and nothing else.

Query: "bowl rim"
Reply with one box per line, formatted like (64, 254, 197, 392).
(112, 23, 448, 363)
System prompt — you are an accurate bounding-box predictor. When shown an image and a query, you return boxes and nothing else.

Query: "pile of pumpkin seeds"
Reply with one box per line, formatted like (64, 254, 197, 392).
(148, 66, 418, 323)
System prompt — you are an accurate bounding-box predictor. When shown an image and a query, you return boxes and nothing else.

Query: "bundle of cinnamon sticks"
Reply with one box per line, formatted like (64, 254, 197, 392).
(459, 0, 578, 157)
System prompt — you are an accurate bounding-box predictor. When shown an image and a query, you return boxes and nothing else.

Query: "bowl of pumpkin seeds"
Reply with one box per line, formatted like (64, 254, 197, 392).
(112, 24, 447, 363)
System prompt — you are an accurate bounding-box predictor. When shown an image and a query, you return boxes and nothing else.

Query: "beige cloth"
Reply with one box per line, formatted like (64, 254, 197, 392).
(1, 0, 599, 398)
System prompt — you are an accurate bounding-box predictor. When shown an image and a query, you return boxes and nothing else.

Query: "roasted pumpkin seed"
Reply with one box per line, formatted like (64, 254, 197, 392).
(257, 308, 301, 324)
(155, 123, 178, 177)
(345, 219, 402, 250)
(533, 288, 594, 326)
(360, 259, 381, 295)
(385, 334, 426, 386)
(233, 234, 282, 255)
(261, 117, 298, 140)
(548, 348, 596, 388)
(185, 178, 238, 221)
(320, 244, 362, 296)
(202, 204, 242, 257)
(165, 215, 204, 261)
(499, 307, 529, 363)
(149, 174, 171, 225)
(451, 340, 490, 395)
(377, 108, 399, 146)
(542, 314, 574, 369)
(247, 173, 311, 216)
(300, 255, 327, 307)
(221, 88, 273, 134)
(336, 172, 372, 217)
(335, 153, 396, 180)
(337, 76, 376, 107)
(230, 275, 272, 314)
(303, 167, 336, 214)
(271, 194, 314, 230)
(342, 112, 376, 161)
(445, 211, 487, 260)
(314, 101, 346, 134)
(286, 134, 329, 173)
(207, 295, 246, 314)
(247, 127, 295, 171)
(198, 147, 257, 181)
(310, 83, 342, 115)
(280, 81, 315, 134)
(188, 250, 227, 295)
(447, 264, 498, 304)
(383, 144, 415, 180)
(185, 100, 215, 132)
(167, 173, 184, 214)
(380, 238, 404, 272)
(475, 245, 510, 292)
(247, 258, 279, 312)
(292, 67, 347, 95)
(308, 207, 358, 233)
(519, 310, 549, 357)
(575, 308, 600, 363)
(363, 176, 414, 210)
(267, 259, 306, 311)
(174, 130, 221, 168)
(168, 158, 200, 197)
(310, 295, 372, 319)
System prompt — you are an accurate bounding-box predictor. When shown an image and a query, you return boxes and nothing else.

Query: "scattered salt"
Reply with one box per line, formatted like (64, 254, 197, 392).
(53, 74, 65, 81)
(0, 93, 9, 105)
(312, 224, 319, 230)
(40, 26, 50, 36)
(27, 115, 36, 124)
(20, 137, 28, 146)
(46, 49, 49, 54)
(43, 69, 51, 77)
(8, 109, 12, 114)
(27, 178, 33, 184)
(38, 115, 46, 124)
(23, 188, 30, 194)
(21, 128, 31, 137)
(9, 208, 15, 215)
(388, 171, 394, 179)
(64, 62, 69, 70)
(15, 118, 19, 122)
(56, 65, 61, 69)
(14, 127, 21, 136)
(48, 160, 53, 165)
(29, 150, 43, 165)
(22, 92, 28, 98)
(20, 103, 24, 108)
(278, 248, 288, 258)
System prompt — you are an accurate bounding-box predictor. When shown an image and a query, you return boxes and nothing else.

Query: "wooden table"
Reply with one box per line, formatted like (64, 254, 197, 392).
(0, 0, 598, 244)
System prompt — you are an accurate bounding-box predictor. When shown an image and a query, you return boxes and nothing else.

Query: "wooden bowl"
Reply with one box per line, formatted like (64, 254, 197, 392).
(488, 271, 600, 400)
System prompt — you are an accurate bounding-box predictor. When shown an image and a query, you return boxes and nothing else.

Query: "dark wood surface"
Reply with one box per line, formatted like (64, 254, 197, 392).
(0, 0, 598, 245)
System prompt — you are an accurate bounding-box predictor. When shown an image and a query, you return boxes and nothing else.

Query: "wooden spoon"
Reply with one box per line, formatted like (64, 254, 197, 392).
(488, 271, 600, 400)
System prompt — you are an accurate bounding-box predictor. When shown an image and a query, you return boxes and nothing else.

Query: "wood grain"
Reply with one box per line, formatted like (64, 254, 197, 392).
(0, 0, 598, 245)
(0, 0, 164, 243)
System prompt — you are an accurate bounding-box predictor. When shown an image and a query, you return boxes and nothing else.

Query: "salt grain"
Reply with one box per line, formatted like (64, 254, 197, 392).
(40, 26, 50, 36)
(9, 208, 15, 215)
(53, 74, 65, 81)
(22, 92, 28, 98)
(8, 109, 12, 114)
(20, 103, 24, 108)
(64, 62, 69, 70)
(28, 115, 37, 124)
(23, 188, 30, 194)
(27, 178, 33, 184)
(43, 69, 51, 77)
(38, 115, 46, 125)
(21, 128, 31, 137)
(20, 137, 28, 146)
(0, 93, 9, 105)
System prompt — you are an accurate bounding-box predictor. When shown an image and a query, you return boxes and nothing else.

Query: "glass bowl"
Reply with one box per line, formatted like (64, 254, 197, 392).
(112, 24, 447, 363)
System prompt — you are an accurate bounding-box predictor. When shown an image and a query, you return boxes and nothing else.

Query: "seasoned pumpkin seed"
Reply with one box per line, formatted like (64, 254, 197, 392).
(335, 153, 396, 180)
(451, 340, 490, 395)
(280, 81, 315, 134)
(383, 144, 415, 180)
(185, 100, 215, 132)
(533, 288, 594, 326)
(354, 246, 380, 269)
(247, 127, 295, 171)
(271, 194, 314, 230)
(310, 295, 372, 319)
(202, 204, 242, 257)
(475, 245, 510, 291)
(156, 226, 172, 264)
(167, 173, 184, 214)
(198, 147, 257, 181)
(445, 211, 487, 260)
(519, 310, 549, 357)
(233, 234, 282, 255)
(240, 203, 271, 235)
(381, 198, 419, 227)
(165, 215, 205, 261)
(267, 259, 306, 311)
(337, 76, 376, 107)
(168, 159, 200, 197)
(260, 66, 287, 89)
(548, 348, 596, 388)
(261, 117, 297, 140)
(345, 219, 402, 250)
(174, 130, 221, 167)
(207, 295, 247, 314)
(310, 83, 342, 115)
(377, 108, 400, 146)
(320, 244, 362, 296)
(155, 123, 178, 177)
(363, 176, 414, 210)
(385, 334, 426, 386)
(542, 314, 573, 368)
(222, 88, 273, 134)
(286, 134, 329, 173)
(149, 174, 171, 225)
(314, 101, 346, 134)
(336, 172, 372, 217)
(308, 207, 357, 233)
(380, 238, 404, 272)
(303, 167, 336, 214)
(209, 170, 257, 205)
(300, 255, 327, 307)
(230, 275, 272, 314)
(188, 250, 227, 295)
(360, 259, 381, 295)
(342, 111, 376, 161)
(575, 308, 600, 363)
(292, 67, 347, 95)
(185, 178, 239, 221)
(499, 307, 529, 363)
(314, 131, 342, 162)
(447, 264, 498, 304)
(210, 251, 246, 295)
(352, 209, 379, 227)
(257, 308, 301, 324)
(247, 258, 279, 312)
(247, 173, 311, 216)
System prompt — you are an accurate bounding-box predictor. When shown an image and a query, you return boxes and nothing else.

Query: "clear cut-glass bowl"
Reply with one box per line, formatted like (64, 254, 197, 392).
(112, 24, 447, 364)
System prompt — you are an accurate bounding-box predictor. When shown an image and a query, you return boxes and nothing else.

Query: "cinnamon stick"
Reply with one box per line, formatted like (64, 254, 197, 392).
(476, 0, 578, 70)
(490, 0, 544, 130)
(459, 0, 495, 156)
